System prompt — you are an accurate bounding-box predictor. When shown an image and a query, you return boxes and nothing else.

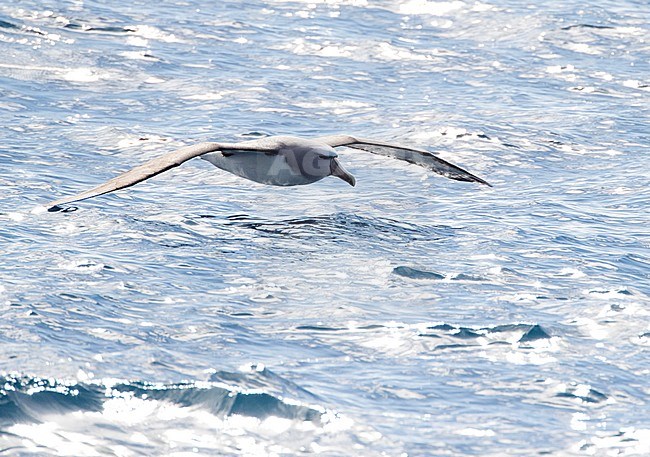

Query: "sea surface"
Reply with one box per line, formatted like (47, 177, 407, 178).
(1, 0, 649, 455)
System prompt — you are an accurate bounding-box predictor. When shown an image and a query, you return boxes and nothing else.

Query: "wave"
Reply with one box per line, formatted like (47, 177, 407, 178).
(0, 365, 390, 456)
(0, 366, 324, 427)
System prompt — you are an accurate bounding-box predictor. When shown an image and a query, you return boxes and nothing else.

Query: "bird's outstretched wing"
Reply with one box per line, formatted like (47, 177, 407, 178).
(316, 134, 491, 186)
(46, 141, 272, 210)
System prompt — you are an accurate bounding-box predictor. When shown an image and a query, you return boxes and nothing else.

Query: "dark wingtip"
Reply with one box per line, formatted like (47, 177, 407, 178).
(476, 177, 492, 187)
(459, 172, 491, 187)
(47, 204, 77, 213)
(452, 174, 491, 187)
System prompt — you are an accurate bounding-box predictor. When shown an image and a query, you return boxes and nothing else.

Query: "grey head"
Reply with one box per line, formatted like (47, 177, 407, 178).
(201, 135, 356, 187)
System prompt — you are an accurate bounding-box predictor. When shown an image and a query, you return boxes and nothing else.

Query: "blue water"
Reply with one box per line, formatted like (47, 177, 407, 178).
(1, 0, 649, 455)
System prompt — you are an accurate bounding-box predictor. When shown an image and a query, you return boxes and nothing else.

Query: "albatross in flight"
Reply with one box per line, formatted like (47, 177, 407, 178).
(46, 134, 490, 210)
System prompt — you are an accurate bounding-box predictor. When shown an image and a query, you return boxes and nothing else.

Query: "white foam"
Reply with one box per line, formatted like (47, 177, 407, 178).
(565, 42, 602, 55)
(8, 211, 26, 221)
(505, 350, 557, 365)
(8, 422, 99, 456)
(119, 50, 158, 60)
(398, 0, 465, 16)
(0, 63, 108, 83)
(556, 267, 586, 278)
(125, 36, 149, 47)
(546, 64, 575, 74)
(184, 92, 225, 101)
(63, 68, 103, 83)
(57, 259, 105, 274)
(294, 99, 373, 115)
(374, 42, 431, 61)
(623, 79, 650, 91)
(455, 427, 496, 437)
(1, 384, 372, 456)
(570, 412, 590, 431)
(144, 76, 165, 84)
(131, 25, 182, 43)
(572, 427, 650, 455)
(267, 0, 368, 5)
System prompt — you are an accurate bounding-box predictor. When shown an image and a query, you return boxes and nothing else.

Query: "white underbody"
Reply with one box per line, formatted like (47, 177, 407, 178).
(201, 149, 331, 186)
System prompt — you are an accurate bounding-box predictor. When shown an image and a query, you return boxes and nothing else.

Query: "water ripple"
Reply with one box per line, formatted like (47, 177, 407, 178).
(1, 0, 649, 455)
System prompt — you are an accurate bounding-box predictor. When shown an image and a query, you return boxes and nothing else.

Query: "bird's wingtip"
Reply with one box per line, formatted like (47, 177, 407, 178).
(41, 198, 78, 213)
(29, 203, 76, 215)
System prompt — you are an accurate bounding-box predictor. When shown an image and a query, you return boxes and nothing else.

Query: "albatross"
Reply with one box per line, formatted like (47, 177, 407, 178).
(46, 134, 490, 210)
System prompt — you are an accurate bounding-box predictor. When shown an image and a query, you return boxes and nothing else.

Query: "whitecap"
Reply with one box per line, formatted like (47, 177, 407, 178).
(62, 67, 103, 83)
(398, 0, 466, 16)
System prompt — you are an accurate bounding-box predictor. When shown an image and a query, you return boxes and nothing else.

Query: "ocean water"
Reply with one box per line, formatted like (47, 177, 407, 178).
(1, 0, 649, 455)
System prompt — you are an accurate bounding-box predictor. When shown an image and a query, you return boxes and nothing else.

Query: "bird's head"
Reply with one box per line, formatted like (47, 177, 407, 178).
(328, 156, 355, 187)
(276, 139, 356, 186)
(311, 146, 356, 187)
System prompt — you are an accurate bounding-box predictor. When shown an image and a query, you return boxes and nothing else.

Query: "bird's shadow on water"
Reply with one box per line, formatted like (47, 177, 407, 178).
(38, 208, 460, 251)
(115, 212, 462, 252)
(216, 212, 460, 245)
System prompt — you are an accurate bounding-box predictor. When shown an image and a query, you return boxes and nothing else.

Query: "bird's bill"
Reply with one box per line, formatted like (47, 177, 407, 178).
(330, 158, 356, 187)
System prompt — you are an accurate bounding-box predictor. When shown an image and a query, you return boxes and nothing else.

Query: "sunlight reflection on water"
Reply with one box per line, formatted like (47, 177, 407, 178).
(1, 0, 649, 455)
